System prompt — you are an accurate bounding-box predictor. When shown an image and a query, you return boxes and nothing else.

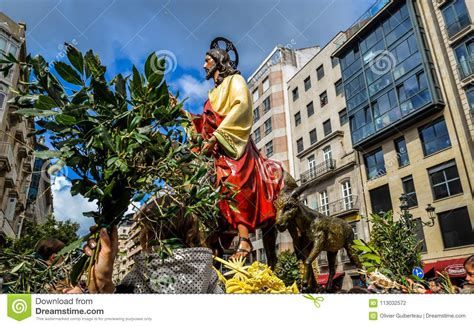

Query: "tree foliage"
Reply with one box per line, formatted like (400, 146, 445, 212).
(352, 211, 422, 283)
(2, 44, 224, 287)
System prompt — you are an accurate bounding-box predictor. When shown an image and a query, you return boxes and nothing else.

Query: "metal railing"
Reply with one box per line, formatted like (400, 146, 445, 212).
(0, 142, 14, 169)
(300, 159, 336, 184)
(345, 0, 390, 38)
(457, 54, 474, 80)
(0, 211, 15, 238)
(317, 195, 359, 217)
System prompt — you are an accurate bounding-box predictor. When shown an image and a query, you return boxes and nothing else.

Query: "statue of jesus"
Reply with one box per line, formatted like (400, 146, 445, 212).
(184, 38, 285, 260)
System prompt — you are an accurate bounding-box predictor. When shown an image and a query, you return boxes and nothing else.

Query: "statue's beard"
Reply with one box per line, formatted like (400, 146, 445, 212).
(205, 64, 218, 81)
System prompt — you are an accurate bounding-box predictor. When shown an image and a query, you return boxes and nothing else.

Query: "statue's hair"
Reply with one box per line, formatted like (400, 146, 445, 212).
(206, 48, 240, 85)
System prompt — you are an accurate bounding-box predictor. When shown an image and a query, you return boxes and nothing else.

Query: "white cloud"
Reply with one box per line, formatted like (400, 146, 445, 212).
(172, 74, 212, 107)
(52, 176, 143, 236)
(52, 176, 97, 236)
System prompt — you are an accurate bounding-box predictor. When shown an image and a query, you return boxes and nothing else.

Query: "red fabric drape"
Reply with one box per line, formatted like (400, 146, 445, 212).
(191, 100, 284, 232)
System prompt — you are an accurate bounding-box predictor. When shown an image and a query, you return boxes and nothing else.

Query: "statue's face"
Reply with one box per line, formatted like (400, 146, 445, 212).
(204, 54, 218, 80)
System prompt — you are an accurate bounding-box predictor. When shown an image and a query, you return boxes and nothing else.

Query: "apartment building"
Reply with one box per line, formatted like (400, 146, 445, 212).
(247, 45, 320, 262)
(0, 13, 36, 244)
(333, 0, 474, 281)
(113, 220, 133, 283)
(287, 32, 369, 289)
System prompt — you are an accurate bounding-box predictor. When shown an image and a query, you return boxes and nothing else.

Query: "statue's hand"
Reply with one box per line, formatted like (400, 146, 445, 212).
(201, 136, 217, 156)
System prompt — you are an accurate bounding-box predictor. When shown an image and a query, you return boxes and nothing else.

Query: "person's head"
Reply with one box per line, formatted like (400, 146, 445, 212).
(139, 196, 203, 253)
(35, 238, 65, 266)
(348, 286, 370, 294)
(464, 255, 474, 285)
(204, 48, 240, 86)
(428, 277, 443, 293)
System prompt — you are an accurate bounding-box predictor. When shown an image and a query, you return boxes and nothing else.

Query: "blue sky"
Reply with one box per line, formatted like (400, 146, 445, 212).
(0, 0, 376, 234)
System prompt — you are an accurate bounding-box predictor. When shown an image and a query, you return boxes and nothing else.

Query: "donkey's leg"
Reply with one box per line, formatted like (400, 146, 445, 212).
(303, 237, 324, 292)
(326, 251, 337, 292)
(344, 241, 365, 287)
(262, 224, 278, 269)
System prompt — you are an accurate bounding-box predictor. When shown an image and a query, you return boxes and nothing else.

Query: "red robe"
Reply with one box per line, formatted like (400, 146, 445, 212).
(192, 99, 284, 232)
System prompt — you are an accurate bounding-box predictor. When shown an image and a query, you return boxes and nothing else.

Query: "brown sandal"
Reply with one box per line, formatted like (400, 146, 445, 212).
(232, 236, 254, 258)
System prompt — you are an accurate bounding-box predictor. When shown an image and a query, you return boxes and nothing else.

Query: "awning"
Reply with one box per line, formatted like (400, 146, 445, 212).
(317, 272, 345, 285)
(423, 257, 467, 278)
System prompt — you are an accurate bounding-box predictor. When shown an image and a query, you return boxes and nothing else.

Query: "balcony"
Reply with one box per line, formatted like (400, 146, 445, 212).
(345, 0, 390, 38)
(300, 159, 336, 184)
(457, 54, 474, 81)
(0, 142, 14, 172)
(318, 195, 360, 218)
(5, 167, 18, 188)
(446, 14, 471, 39)
(0, 211, 15, 238)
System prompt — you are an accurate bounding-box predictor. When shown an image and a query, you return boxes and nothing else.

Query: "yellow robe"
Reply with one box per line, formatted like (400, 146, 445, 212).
(187, 74, 253, 160)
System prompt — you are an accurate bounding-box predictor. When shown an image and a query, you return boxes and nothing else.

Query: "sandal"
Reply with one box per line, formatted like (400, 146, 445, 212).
(231, 236, 254, 259)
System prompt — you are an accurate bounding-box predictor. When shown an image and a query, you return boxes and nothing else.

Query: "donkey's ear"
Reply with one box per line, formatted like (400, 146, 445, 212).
(283, 172, 298, 191)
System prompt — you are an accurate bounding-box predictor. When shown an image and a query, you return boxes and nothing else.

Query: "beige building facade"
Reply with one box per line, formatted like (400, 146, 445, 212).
(333, 0, 474, 280)
(247, 45, 320, 262)
(287, 32, 369, 289)
(0, 13, 37, 243)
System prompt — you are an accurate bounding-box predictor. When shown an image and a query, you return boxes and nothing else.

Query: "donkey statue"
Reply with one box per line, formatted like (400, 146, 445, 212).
(274, 173, 362, 292)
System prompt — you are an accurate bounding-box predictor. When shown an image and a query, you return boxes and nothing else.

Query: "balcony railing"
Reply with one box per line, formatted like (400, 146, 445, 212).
(446, 14, 471, 38)
(346, 0, 390, 38)
(300, 159, 336, 184)
(317, 195, 359, 217)
(458, 55, 474, 80)
(0, 142, 14, 171)
(0, 211, 15, 238)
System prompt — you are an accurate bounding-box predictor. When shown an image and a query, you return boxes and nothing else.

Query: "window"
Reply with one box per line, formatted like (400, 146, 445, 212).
(0, 36, 7, 52)
(296, 138, 304, 153)
(252, 88, 259, 102)
(320, 91, 328, 107)
(323, 146, 332, 167)
(254, 128, 261, 143)
(438, 207, 474, 248)
(253, 107, 260, 122)
(319, 190, 329, 215)
(263, 77, 270, 92)
(339, 108, 348, 125)
(413, 218, 427, 253)
(292, 87, 299, 101)
(364, 148, 385, 180)
(442, 0, 471, 38)
(369, 184, 392, 214)
(335, 79, 343, 96)
(402, 175, 418, 208)
(307, 101, 314, 117)
(0, 90, 6, 110)
(428, 160, 463, 200)
(350, 106, 374, 144)
(294, 112, 301, 126)
(467, 86, 474, 113)
(419, 118, 451, 156)
(454, 39, 474, 80)
(264, 118, 272, 135)
(397, 72, 430, 116)
(317, 64, 325, 80)
(323, 119, 332, 136)
(265, 140, 274, 157)
(394, 137, 409, 167)
(372, 89, 400, 130)
(304, 76, 312, 91)
(308, 154, 316, 171)
(263, 96, 271, 113)
(331, 56, 339, 68)
(309, 128, 317, 145)
(341, 180, 353, 210)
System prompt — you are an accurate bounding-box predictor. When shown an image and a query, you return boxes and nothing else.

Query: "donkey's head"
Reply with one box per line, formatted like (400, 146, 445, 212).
(275, 172, 307, 232)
